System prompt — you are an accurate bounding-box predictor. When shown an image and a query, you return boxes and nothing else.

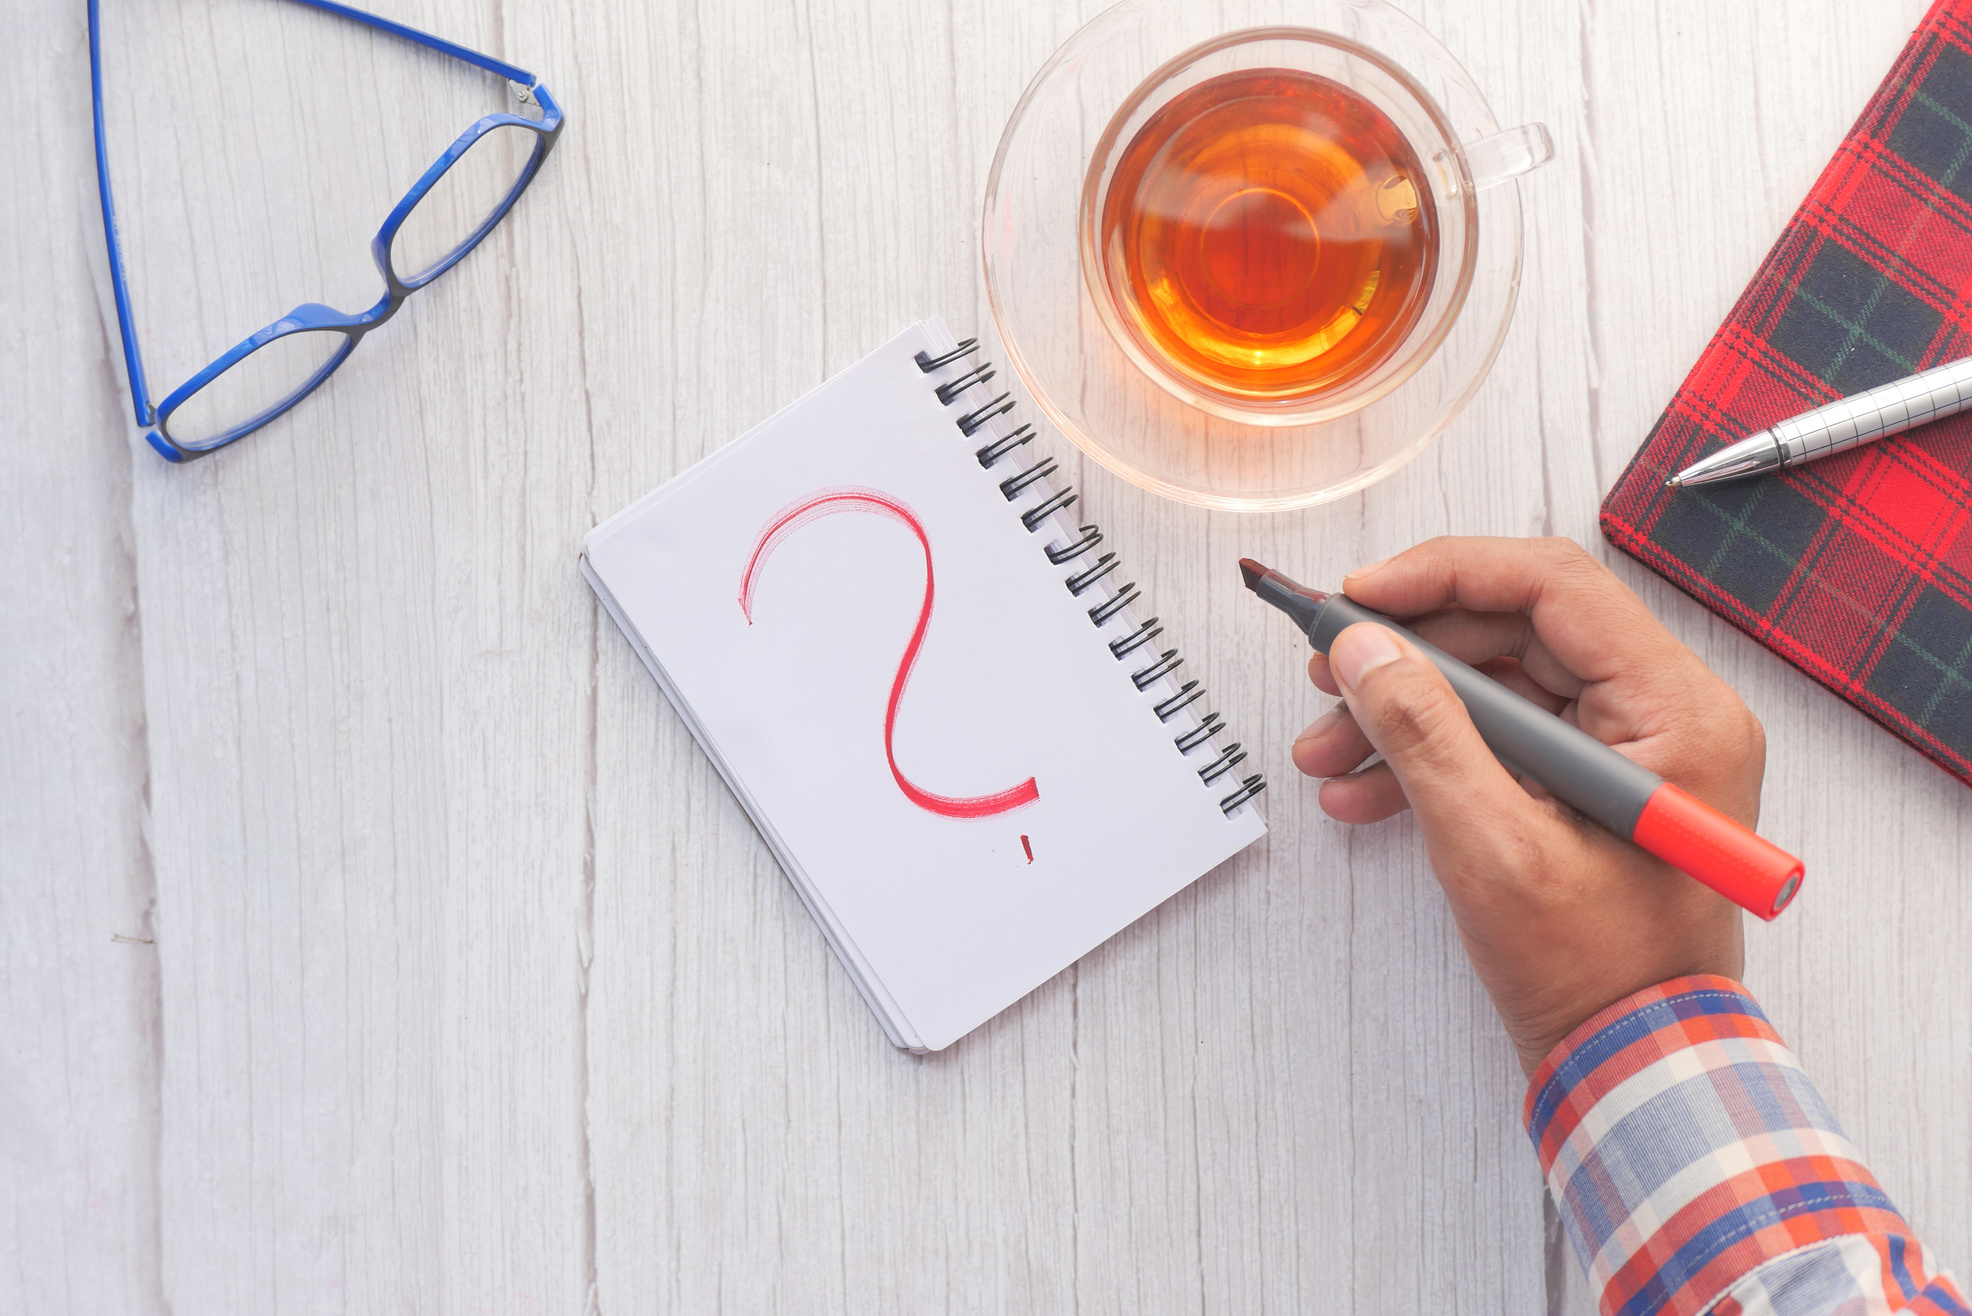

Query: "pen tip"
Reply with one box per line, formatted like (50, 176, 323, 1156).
(1664, 476, 1683, 489)
(1237, 558, 1267, 591)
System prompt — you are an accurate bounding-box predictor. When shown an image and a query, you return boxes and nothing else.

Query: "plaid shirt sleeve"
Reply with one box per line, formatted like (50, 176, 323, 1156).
(1525, 975, 1968, 1316)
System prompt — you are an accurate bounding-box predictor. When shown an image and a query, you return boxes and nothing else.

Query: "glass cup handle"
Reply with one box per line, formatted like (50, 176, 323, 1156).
(1457, 124, 1555, 193)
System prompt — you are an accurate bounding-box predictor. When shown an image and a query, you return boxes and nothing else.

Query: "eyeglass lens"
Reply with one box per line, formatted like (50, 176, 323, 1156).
(165, 330, 348, 448)
(391, 122, 538, 282)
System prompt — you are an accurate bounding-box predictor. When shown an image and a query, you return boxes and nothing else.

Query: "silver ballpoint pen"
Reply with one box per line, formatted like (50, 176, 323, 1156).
(1667, 355, 1972, 488)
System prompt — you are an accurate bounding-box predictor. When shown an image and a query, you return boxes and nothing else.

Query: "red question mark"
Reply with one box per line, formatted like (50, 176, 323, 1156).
(740, 486, 1040, 819)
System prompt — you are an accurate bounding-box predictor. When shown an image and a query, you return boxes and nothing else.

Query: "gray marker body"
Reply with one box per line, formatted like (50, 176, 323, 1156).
(1307, 593, 1663, 837)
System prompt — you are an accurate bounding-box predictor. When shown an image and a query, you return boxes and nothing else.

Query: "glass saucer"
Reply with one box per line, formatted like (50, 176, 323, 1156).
(982, 0, 1551, 512)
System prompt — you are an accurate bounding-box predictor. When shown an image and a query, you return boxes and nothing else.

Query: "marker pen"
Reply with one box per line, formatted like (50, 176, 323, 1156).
(1240, 559, 1803, 920)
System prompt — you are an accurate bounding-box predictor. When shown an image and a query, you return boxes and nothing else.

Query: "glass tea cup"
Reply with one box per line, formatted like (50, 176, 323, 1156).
(984, 0, 1553, 511)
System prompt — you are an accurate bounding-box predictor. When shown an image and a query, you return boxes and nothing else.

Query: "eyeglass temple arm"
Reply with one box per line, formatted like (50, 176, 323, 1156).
(88, 0, 155, 428)
(285, 0, 538, 87)
(87, 0, 541, 433)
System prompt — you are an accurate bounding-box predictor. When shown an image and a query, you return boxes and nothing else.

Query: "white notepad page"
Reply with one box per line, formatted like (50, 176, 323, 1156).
(582, 320, 1266, 1051)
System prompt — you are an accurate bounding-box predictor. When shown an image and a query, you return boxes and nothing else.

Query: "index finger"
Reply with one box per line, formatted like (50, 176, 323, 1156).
(1339, 536, 1684, 683)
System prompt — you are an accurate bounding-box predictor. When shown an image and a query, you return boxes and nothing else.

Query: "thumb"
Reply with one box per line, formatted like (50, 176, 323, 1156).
(1328, 622, 1526, 834)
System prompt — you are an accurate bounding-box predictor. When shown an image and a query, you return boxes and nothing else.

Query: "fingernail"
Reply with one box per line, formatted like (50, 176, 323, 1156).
(1292, 707, 1346, 748)
(1330, 625, 1402, 691)
(1343, 556, 1391, 585)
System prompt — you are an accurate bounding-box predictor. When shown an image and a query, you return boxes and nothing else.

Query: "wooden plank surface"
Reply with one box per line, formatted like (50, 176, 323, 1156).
(0, 12, 163, 1310)
(72, 3, 595, 1312)
(1, 0, 1964, 1312)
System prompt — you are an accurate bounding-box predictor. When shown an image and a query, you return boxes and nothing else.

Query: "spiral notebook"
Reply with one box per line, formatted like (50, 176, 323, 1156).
(581, 319, 1267, 1051)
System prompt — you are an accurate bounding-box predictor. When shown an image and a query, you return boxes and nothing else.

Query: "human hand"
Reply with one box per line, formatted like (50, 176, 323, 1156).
(1290, 537, 1756, 1075)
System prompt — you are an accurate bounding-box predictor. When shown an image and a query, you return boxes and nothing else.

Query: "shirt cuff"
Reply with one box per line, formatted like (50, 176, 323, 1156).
(1523, 976, 1916, 1316)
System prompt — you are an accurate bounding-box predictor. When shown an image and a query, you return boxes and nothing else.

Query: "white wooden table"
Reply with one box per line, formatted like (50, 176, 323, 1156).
(5, 0, 1965, 1311)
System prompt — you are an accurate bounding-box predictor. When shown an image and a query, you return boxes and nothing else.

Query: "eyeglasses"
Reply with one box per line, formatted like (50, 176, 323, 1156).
(88, 0, 564, 462)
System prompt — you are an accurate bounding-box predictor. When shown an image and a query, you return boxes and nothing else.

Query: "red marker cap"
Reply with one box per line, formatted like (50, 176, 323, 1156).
(1631, 783, 1803, 920)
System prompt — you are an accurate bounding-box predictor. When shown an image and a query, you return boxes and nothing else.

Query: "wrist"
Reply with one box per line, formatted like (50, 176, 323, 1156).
(1483, 890, 1745, 1077)
(1497, 943, 1747, 1077)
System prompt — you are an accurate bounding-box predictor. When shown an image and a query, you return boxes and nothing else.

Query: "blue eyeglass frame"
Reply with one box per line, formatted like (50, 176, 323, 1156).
(88, 0, 565, 462)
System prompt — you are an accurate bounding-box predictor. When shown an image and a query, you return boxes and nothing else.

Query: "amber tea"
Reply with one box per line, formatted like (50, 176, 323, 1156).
(1094, 67, 1440, 405)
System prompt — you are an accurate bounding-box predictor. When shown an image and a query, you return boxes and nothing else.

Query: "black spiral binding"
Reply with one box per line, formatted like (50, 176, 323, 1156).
(916, 339, 1266, 817)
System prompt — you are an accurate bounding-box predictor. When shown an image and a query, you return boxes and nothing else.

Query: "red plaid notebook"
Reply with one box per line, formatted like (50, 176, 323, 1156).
(1602, 0, 1972, 786)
